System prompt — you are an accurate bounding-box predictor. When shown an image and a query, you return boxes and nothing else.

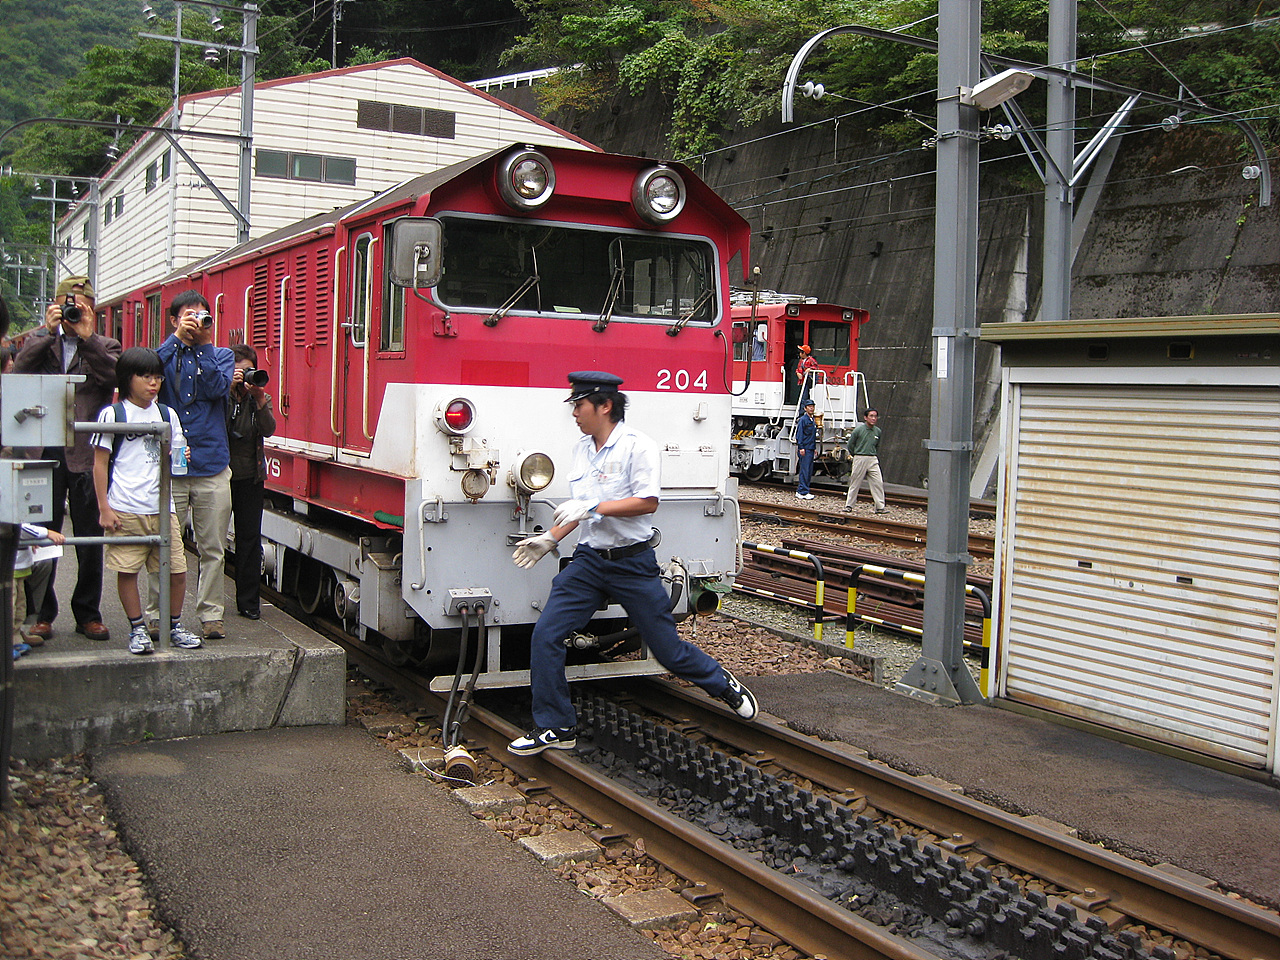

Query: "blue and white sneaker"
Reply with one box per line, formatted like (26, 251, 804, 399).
(169, 623, 203, 650)
(128, 624, 155, 655)
(717, 670, 758, 721)
(508, 727, 577, 756)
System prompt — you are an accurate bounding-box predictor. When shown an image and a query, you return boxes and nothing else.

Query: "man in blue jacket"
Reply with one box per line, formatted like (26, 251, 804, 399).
(148, 290, 234, 640)
(795, 399, 817, 499)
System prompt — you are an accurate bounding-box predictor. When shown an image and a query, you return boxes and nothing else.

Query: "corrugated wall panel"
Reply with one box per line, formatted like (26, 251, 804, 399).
(1001, 384, 1280, 767)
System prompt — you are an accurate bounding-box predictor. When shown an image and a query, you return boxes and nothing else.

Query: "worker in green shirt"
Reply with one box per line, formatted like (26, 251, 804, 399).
(844, 408, 887, 513)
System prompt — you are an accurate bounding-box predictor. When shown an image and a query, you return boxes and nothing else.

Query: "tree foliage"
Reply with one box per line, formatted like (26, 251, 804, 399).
(504, 0, 1280, 157)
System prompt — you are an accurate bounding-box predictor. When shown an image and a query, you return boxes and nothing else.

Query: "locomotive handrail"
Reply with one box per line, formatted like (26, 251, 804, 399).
(213, 292, 224, 341)
(277, 273, 289, 414)
(363, 237, 378, 441)
(330, 245, 344, 438)
(241, 283, 252, 358)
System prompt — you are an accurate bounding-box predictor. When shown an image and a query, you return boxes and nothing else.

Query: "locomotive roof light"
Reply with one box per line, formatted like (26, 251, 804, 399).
(497, 147, 556, 212)
(434, 397, 476, 436)
(632, 164, 686, 225)
(509, 449, 555, 495)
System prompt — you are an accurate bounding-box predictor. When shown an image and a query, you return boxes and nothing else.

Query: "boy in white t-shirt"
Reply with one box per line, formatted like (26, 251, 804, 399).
(91, 347, 202, 655)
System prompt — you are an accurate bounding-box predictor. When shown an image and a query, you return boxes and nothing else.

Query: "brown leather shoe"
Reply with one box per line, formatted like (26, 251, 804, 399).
(201, 620, 225, 640)
(76, 620, 111, 641)
(27, 621, 53, 641)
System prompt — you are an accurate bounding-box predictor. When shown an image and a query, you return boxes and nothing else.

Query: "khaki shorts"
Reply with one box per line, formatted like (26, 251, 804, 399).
(105, 512, 188, 575)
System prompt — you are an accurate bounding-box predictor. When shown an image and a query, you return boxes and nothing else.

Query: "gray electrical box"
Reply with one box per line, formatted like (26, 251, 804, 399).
(1, 373, 84, 448)
(0, 460, 56, 523)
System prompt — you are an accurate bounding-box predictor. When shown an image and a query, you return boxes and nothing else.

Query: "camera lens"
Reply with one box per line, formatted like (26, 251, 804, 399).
(245, 368, 270, 387)
(62, 297, 83, 322)
(194, 311, 213, 327)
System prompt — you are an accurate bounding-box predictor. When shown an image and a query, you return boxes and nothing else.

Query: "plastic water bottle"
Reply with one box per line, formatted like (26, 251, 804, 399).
(171, 444, 189, 476)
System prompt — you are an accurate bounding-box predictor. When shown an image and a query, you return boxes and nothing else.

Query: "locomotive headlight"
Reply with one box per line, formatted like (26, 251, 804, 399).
(435, 397, 476, 436)
(509, 450, 554, 494)
(497, 147, 555, 211)
(632, 164, 686, 224)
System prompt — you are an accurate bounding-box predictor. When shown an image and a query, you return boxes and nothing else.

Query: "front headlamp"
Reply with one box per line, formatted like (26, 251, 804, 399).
(510, 450, 554, 494)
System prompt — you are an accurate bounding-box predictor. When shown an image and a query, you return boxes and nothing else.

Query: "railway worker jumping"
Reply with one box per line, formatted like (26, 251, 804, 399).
(507, 371, 759, 756)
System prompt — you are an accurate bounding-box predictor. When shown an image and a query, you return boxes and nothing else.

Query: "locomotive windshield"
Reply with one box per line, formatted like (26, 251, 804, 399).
(437, 216, 717, 325)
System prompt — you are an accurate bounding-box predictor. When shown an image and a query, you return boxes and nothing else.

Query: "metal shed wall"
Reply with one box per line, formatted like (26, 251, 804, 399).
(998, 378, 1280, 770)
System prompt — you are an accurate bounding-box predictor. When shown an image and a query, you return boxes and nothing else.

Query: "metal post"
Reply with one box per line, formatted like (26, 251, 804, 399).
(897, 0, 985, 705)
(1042, 0, 1077, 322)
(238, 5, 258, 245)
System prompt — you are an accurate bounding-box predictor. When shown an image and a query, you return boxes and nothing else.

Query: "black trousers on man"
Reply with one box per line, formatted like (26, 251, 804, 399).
(27, 450, 104, 627)
(230, 476, 265, 616)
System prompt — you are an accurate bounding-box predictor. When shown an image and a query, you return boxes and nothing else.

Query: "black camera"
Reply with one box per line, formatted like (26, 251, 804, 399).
(193, 310, 214, 328)
(243, 367, 270, 387)
(60, 294, 83, 324)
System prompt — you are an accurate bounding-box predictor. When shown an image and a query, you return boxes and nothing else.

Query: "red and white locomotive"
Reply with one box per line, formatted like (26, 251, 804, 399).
(108, 144, 750, 688)
(727, 296, 870, 482)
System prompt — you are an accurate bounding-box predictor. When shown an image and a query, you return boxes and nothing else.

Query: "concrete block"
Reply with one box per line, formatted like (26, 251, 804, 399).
(398, 746, 445, 772)
(452, 782, 523, 814)
(601, 888, 699, 929)
(11, 627, 346, 760)
(518, 830, 602, 868)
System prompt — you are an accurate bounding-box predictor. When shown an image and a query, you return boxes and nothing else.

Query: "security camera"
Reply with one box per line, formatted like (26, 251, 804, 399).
(959, 68, 1035, 110)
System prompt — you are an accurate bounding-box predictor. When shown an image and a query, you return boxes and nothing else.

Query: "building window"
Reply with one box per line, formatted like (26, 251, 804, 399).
(114, 194, 124, 218)
(146, 162, 157, 193)
(161, 150, 171, 180)
(356, 99, 456, 139)
(82, 223, 89, 242)
(256, 148, 356, 185)
(291, 153, 323, 181)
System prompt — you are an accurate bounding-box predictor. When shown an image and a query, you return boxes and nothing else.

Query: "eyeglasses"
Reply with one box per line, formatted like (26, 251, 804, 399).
(138, 373, 164, 382)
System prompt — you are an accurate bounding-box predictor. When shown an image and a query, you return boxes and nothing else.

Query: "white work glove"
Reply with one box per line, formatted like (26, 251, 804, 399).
(553, 499, 599, 527)
(512, 532, 559, 569)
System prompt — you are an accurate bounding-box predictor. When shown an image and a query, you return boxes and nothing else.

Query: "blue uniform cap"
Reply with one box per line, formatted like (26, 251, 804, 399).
(566, 370, 624, 402)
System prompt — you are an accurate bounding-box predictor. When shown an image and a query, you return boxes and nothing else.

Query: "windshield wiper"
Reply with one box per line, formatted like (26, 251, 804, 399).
(666, 288, 714, 337)
(594, 265, 625, 333)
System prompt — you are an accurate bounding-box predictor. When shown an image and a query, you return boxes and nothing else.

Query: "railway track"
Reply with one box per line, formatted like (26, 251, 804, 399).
(748, 481, 997, 520)
(306, 595, 1279, 960)
(739, 496, 995, 560)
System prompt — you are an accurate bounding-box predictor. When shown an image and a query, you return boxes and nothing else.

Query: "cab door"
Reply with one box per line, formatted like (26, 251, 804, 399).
(338, 229, 379, 455)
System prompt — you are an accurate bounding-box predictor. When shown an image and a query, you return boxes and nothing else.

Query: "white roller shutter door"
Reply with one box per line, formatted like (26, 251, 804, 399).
(1000, 384, 1280, 768)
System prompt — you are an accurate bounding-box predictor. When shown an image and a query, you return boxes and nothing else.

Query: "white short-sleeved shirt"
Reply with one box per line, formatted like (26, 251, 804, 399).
(568, 421, 661, 550)
(92, 400, 185, 515)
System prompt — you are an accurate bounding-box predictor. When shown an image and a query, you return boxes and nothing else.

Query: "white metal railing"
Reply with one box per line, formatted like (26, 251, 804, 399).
(468, 66, 567, 91)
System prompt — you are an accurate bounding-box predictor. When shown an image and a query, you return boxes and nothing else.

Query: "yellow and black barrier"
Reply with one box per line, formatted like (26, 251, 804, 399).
(740, 541, 826, 642)
(845, 563, 992, 690)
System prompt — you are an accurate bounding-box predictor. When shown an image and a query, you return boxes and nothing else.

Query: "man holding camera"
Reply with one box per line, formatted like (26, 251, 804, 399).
(12, 276, 121, 642)
(228, 344, 275, 620)
(149, 290, 234, 640)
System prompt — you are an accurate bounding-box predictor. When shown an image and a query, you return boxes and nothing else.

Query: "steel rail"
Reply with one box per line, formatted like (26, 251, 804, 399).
(740, 496, 995, 559)
(334, 632, 933, 960)
(630, 681, 1280, 960)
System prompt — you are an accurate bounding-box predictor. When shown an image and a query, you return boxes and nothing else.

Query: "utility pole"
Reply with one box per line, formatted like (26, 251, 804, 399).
(896, 0, 987, 706)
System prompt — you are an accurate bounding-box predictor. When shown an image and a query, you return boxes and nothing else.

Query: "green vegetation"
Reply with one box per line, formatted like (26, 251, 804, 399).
(504, 0, 1280, 157)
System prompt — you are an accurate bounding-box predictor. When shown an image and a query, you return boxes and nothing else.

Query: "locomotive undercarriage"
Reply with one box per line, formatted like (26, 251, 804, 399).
(730, 415, 854, 483)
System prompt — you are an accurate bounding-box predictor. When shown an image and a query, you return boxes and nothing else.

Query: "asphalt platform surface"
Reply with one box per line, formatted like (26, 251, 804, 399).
(749, 671, 1279, 908)
(93, 726, 664, 960)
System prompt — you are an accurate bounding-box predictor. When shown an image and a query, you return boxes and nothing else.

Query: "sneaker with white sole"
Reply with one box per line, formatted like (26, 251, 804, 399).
(507, 727, 577, 756)
(169, 624, 203, 650)
(128, 624, 155, 655)
(717, 670, 758, 721)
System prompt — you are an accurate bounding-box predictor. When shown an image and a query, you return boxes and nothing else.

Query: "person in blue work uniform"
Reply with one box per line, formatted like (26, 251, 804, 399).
(795, 399, 817, 500)
(507, 371, 759, 756)
(147, 290, 235, 641)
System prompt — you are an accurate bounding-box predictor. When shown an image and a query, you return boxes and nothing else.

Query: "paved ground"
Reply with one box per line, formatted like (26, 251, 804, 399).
(750, 671, 1280, 906)
(93, 725, 663, 960)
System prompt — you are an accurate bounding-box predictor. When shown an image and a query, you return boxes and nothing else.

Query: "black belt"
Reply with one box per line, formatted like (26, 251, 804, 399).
(585, 534, 657, 561)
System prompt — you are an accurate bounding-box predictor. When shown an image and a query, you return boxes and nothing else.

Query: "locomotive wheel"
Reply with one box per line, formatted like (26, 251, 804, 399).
(743, 462, 770, 482)
(296, 557, 334, 615)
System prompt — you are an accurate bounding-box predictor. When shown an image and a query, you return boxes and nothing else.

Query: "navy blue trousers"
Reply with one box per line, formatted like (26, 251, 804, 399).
(530, 545, 728, 729)
(797, 448, 815, 496)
